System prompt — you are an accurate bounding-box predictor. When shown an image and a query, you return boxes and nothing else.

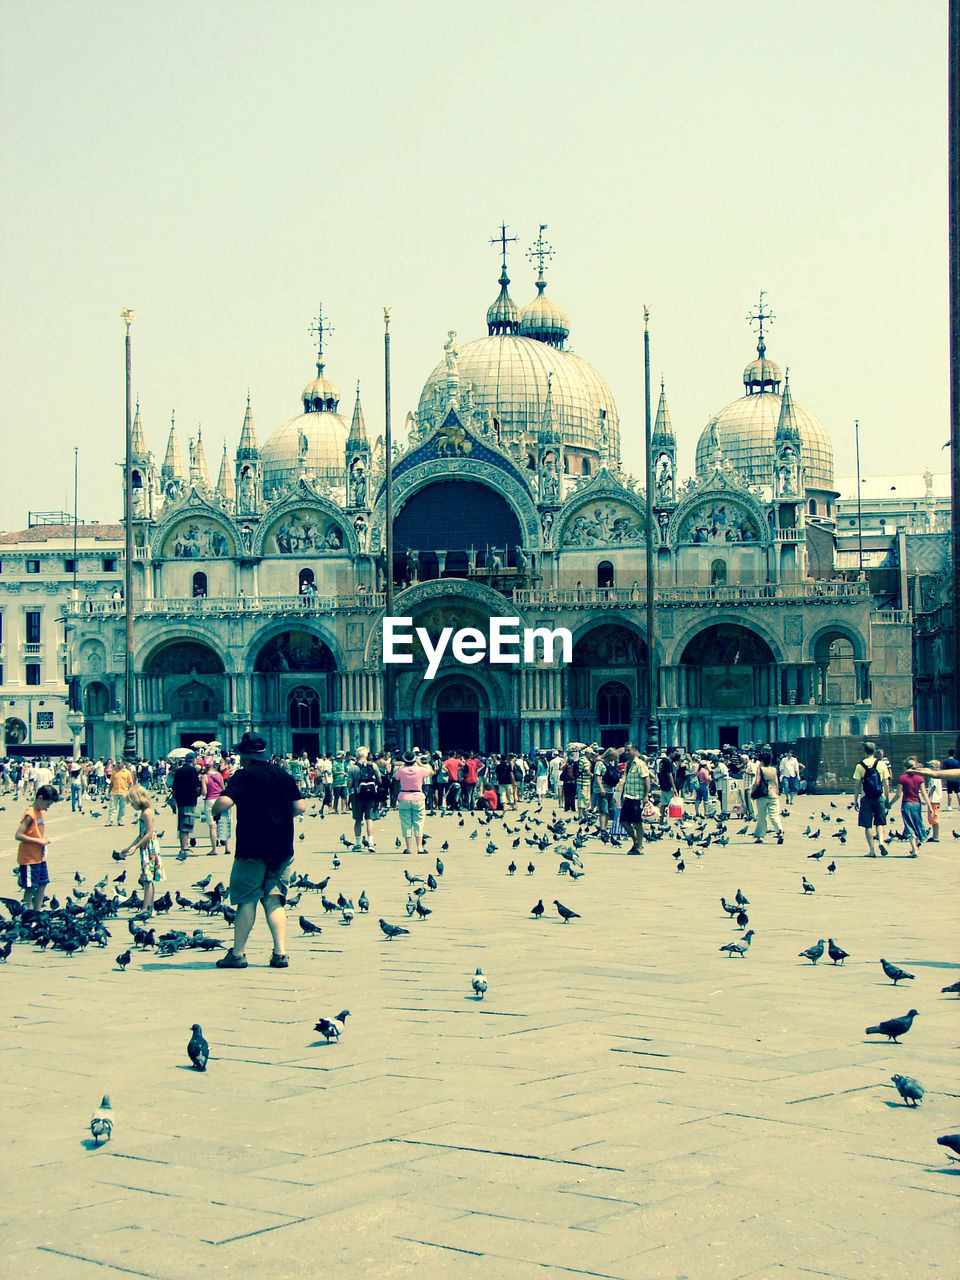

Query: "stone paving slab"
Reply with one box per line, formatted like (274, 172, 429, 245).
(0, 796, 957, 1278)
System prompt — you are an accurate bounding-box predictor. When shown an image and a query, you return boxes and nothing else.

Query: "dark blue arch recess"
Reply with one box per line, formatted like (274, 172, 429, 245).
(393, 479, 523, 579)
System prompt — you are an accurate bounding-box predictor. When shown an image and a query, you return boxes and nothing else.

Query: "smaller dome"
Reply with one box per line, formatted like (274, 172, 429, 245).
(520, 283, 570, 348)
(302, 367, 341, 413)
(486, 269, 520, 335)
(743, 340, 781, 393)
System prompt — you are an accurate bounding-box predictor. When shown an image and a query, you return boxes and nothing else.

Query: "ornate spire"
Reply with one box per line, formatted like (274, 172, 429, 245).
(308, 305, 335, 377)
(746, 290, 776, 360)
(131, 398, 148, 457)
(160, 412, 185, 483)
(539, 372, 561, 442)
(775, 368, 801, 442)
(348, 381, 368, 443)
(652, 378, 675, 443)
(486, 222, 520, 336)
(191, 428, 211, 488)
(236, 391, 260, 459)
(216, 442, 235, 502)
(520, 223, 569, 349)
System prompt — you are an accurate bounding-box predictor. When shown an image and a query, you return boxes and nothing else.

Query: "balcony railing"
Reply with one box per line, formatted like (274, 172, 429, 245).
(23, 643, 42, 655)
(873, 610, 912, 625)
(513, 581, 871, 608)
(64, 593, 386, 618)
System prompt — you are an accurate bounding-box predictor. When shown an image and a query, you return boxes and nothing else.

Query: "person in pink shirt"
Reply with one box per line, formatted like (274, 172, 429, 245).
(202, 763, 231, 856)
(394, 752, 433, 854)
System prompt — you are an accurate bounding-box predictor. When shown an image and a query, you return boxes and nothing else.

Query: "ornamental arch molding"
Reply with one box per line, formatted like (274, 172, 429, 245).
(137, 629, 236, 674)
(369, 461, 542, 553)
(150, 502, 243, 561)
(363, 577, 529, 668)
(667, 612, 786, 668)
(668, 487, 769, 552)
(241, 617, 346, 674)
(253, 491, 358, 559)
(805, 621, 868, 664)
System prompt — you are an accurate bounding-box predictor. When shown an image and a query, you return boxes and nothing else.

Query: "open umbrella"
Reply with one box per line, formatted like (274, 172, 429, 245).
(190, 740, 208, 751)
(167, 747, 191, 761)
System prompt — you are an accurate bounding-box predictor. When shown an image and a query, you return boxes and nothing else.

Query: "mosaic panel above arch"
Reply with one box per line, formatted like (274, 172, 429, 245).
(160, 516, 236, 560)
(558, 496, 646, 549)
(259, 507, 348, 556)
(674, 497, 763, 547)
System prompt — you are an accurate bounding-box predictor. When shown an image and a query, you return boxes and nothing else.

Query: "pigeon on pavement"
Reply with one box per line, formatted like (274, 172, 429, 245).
(940, 978, 960, 995)
(937, 1134, 960, 1160)
(531, 899, 544, 918)
(115, 950, 131, 972)
(890, 1073, 924, 1106)
(865, 1009, 918, 1043)
(799, 939, 825, 964)
(89, 1095, 113, 1145)
(827, 938, 849, 965)
(187, 1023, 209, 1070)
(719, 929, 755, 958)
(880, 959, 915, 985)
(801, 876, 816, 894)
(553, 900, 580, 923)
(379, 918, 409, 940)
(472, 967, 488, 999)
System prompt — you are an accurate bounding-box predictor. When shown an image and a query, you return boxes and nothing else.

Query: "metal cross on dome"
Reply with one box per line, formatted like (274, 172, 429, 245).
(526, 224, 554, 279)
(746, 291, 775, 345)
(489, 222, 518, 271)
(308, 305, 335, 367)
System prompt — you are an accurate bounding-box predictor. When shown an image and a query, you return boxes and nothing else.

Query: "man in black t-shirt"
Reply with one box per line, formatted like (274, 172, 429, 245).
(211, 732, 305, 969)
(172, 755, 202, 857)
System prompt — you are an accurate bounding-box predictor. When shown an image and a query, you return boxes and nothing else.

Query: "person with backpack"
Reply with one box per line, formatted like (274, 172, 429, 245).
(560, 754, 578, 812)
(594, 749, 622, 834)
(853, 740, 891, 857)
(347, 747, 381, 851)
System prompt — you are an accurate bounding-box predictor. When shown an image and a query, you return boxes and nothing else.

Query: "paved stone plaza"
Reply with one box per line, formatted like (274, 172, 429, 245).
(2, 796, 957, 1280)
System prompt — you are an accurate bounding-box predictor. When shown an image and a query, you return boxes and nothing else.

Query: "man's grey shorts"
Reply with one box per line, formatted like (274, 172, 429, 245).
(229, 856, 294, 907)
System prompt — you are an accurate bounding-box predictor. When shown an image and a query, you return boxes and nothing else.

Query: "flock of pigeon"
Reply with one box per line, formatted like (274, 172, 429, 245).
(0, 786, 956, 1164)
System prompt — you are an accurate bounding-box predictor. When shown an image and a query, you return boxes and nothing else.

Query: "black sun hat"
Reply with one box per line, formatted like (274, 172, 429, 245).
(234, 732, 268, 757)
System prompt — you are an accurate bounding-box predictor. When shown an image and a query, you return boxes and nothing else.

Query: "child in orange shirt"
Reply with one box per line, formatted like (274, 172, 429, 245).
(15, 784, 59, 909)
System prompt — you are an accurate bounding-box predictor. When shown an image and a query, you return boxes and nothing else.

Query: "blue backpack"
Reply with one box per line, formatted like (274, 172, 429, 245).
(860, 759, 883, 799)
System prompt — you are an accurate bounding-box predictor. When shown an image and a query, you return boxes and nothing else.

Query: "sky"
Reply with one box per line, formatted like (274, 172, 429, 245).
(0, 0, 949, 527)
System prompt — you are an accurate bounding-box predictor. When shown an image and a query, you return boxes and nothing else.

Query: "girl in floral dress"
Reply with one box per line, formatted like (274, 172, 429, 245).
(119, 785, 164, 917)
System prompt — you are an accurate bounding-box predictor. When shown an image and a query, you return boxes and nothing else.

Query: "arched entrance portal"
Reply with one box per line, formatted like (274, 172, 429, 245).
(678, 624, 778, 748)
(422, 678, 490, 753)
(435, 683, 481, 752)
(251, 629, 339, 755)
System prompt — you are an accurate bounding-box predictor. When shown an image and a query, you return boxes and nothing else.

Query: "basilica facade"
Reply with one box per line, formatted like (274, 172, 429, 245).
(63, 249, 914, 758)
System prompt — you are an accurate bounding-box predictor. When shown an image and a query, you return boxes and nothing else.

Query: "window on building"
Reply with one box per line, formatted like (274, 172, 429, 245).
(808, 501, 817, 516)
(64, 558, 77, 574)
(26, 611, 41, 644)
(192, 571, 208, 597)
(102, 557, 117, 572)
(597, 561, 615, 589)
(26, 663, 41, 685)
(710, 559, 727, 586)
(26, 559, 40, 573)
(582, 458, 591, 476)
(0, 664, 4, 685)
(298, 568, 316, 595)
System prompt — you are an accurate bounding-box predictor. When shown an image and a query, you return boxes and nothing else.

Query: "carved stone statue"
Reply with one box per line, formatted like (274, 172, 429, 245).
(655, 454, 674, 502)
(406, 548, 420, 583)
(238, 466, 257, 512)
(349, 458, 367, 507)
(539, 451, 560, 503)
(777, 444, 798, 497)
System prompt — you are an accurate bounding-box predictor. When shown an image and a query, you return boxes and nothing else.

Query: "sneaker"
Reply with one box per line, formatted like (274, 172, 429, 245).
(351, 844, 362, 852)
(177, 850, 188, 861)
(216, 950, 248, 968)
(367, 844, 376, 852)
(269, 953, 289, 968)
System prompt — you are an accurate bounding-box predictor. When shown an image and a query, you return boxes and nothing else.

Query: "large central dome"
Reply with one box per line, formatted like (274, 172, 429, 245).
(417, 268, 619, 460)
